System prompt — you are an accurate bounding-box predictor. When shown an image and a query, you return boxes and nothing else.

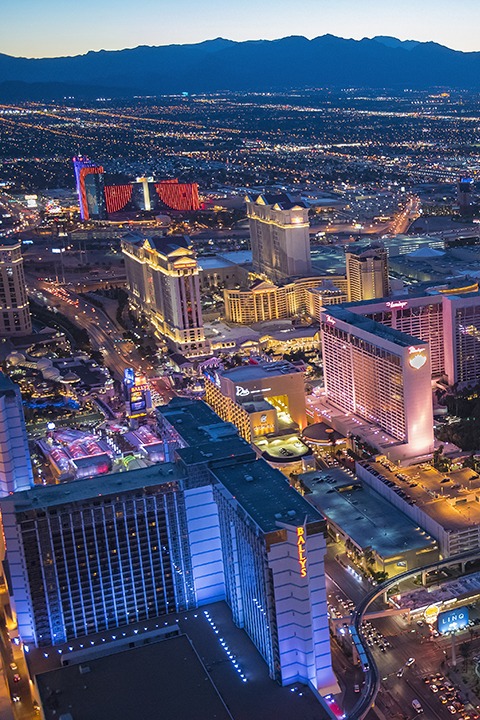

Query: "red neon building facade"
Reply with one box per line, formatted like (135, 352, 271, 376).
(154, 179, 200, 211)
(73, 157, 105, 220)
(104, 184, 133, 214)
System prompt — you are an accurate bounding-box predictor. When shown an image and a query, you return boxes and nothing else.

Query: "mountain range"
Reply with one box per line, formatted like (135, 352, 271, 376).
(1, 35, 480, 100)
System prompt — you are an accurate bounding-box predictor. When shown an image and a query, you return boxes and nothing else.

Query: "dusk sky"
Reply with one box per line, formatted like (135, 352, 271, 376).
(2, 0, 479, 58)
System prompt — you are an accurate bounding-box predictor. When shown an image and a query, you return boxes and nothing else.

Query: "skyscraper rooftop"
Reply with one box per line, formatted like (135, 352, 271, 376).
(212, 459, 323, 533)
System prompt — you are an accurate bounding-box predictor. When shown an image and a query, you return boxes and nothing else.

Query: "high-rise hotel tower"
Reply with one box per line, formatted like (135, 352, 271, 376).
(122, 235, 208, 357)
(1, 399, 337, 695)
(0, 237, 31, 336)
(0, 373, 33, 495)
(247, 193, 312, 282)
(345, 243, 389, 302)
(321, 306, 434, 461)
(72, 156, 107, 221)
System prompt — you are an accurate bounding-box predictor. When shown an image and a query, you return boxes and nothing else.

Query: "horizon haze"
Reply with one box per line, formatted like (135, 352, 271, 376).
(1, 0, 479, 58)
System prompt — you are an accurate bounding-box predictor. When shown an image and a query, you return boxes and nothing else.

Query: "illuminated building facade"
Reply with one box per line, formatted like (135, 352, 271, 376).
(2, 399, 336, 694)
(1, 466, 197, 647)
(158, 398, 336, 693)
(345, 243, 389, 302)
(0, 238, 31, 336)
(306, 282, 349, 321)
(122, 235, 208, 357)
(224, 275, 347, 325)
(72, 157, 106, 221)
(73, 157, 200, 217)
(103, 179, 200, 215)
(0, 373, 33, 496)
(154, 179, 200, 212)
(247, 193, 311, 282)
(204, 361, 307, 443)
(211, 460, 336, 692)
(225, 280, 287, 325)
(123, 368, 152, 418)
(104, 184, 133, 214)
(443, 292, 480, 385)
(341, 286, 480, 386)
(321, 306, 434, 460)
(457, 177, 474, 216)
(346, 295, 445, 377)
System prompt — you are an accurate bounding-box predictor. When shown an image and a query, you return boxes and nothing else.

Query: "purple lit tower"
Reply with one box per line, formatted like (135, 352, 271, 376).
(72, 156, 106, 220)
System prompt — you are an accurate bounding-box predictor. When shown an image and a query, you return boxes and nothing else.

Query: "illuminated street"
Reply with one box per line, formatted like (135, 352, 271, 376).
(2, 10, 480, 720)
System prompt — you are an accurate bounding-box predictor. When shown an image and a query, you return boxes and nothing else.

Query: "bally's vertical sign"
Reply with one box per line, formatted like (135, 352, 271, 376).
(297, 526, 307, 578)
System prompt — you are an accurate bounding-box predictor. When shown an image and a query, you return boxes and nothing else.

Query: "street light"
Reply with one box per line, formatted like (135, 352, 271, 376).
(52, 247, 66, 284)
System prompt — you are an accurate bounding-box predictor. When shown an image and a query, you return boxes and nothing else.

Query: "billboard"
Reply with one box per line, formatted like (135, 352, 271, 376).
(126, 373, 151, 418)
(437, 606, 469, 635)
(25, 194, 38, 208)
(424, 604, 440, 625)
(129, 386, 147, 415)
(124, 368, 135, 389)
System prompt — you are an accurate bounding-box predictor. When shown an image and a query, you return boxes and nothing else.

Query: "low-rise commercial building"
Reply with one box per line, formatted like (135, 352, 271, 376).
(204, 360, 307, 443)
(299, 468, 439, 576)
(224, 275, 347, 325)
(356, 459, 480, 557)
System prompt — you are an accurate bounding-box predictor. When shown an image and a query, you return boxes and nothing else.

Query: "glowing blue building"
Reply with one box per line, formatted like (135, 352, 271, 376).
(0, 373, 33, 496)
(1, 400, 336, 695)
(1, 464, 195, 646)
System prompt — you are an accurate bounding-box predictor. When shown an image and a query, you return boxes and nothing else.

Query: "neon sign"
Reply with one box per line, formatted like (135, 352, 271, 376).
(236, 386, 271, 398)
(386, 301, 408, 309)
(297, 526, 307, 577)
(408, 346, 427, 370)
(325, 315, 336, 326)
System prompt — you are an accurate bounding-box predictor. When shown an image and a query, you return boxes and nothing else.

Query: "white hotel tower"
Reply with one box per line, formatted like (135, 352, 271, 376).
(320, 306, 434, 462)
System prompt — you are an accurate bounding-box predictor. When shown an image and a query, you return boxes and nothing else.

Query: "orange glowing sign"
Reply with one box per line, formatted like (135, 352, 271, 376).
(297, 526, 307, 577)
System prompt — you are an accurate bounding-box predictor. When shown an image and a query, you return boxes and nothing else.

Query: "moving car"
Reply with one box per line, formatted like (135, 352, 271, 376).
(412, 699, 423, 714)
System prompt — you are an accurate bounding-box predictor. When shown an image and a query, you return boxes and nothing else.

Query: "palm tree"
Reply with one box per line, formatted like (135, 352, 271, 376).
(460, 641, 471, 671)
